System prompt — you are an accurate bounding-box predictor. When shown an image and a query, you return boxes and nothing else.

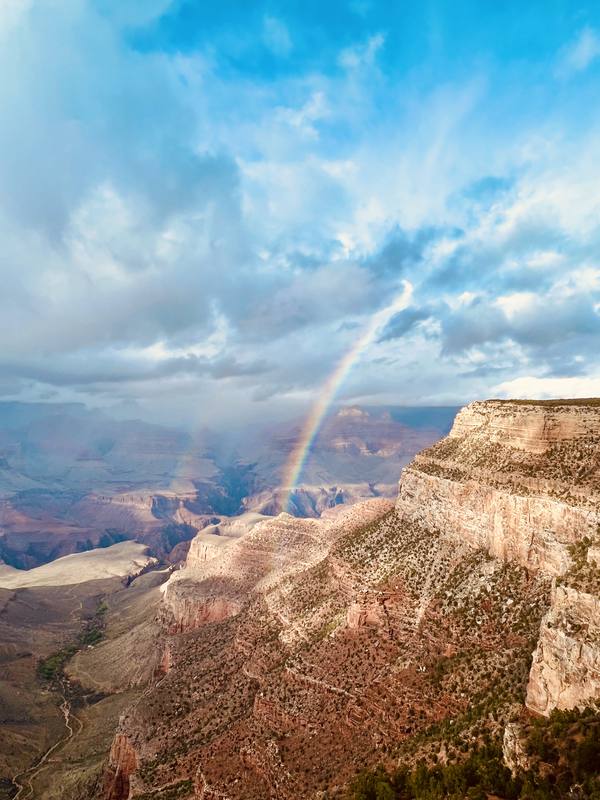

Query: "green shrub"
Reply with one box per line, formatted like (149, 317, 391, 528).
(349, 707, 600, 800)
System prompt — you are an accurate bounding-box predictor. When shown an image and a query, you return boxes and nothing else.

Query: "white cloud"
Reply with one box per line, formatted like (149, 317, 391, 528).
(496, 292, 537, 319)
(556, 27, 600, 78)
(339, 33, 385, 70)
(263, 16, 292, 57)
(492, 375, 600, 399)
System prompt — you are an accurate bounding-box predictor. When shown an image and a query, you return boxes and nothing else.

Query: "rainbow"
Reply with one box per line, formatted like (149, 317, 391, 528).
(282, 281, 413, 510)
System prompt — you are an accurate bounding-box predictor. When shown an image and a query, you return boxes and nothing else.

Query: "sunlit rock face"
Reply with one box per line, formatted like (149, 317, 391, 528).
(448, 400, 600, 453)
(526, 583, 600, 715)
(160, 500, 392, 634)
(396, 399, 600, 718)
(396, 400, 600, 577)
(104, 733, 139, 800)
(503, 722, 531, 776)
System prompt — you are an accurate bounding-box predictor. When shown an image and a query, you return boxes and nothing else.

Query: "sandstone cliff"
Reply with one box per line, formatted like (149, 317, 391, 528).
(396, 400, 600, 576)
(396, 400, 600, 718)
(160, 499, 393, 634)
(104, 733, 139, 800)
(526, 581, 600, 714)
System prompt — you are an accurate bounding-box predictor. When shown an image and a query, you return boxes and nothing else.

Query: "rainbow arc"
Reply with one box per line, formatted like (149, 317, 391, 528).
(282, 281, 413, 511)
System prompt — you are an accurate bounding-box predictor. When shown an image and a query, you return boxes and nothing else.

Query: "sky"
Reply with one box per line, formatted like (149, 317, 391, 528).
(1, 0, 600, 428)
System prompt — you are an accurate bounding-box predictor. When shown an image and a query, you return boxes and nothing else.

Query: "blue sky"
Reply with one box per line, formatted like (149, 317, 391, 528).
(1, 0, 600, 426)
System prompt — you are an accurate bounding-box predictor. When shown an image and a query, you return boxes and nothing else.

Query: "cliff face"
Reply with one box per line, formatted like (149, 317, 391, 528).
(160, 500, 392, 634)
(526, 582, 600, 714)
(104, 733, 138, 800)
(397, 400, 600, 577)
(448, 400, 600, 452)
(396, 399, 600, 718)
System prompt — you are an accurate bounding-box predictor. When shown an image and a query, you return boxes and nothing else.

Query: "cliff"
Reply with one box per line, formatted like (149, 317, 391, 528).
(397, 400, 600, 717)
(396, 400, 600, 576)
(526, 582, 600, 714)
(160, 499, 393, 633)
(104, 733, 139, 800)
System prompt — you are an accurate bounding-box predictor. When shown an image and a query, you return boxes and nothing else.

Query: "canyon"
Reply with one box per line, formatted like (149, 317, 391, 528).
(0, 402, 454, 570)
(2, 398, 599, 798)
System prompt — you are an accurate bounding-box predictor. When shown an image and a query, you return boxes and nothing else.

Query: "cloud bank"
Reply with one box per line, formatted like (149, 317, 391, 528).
(1, 0, 599, 426)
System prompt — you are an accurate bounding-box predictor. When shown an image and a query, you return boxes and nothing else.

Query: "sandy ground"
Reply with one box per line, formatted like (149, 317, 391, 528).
(0, 541, 155, 588)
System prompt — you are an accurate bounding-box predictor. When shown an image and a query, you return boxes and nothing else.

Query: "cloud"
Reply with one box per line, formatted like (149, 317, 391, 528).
(378, 307, 433, 341)
(364, 226, 439, 278)
(0, 350, 271, 389)
(492, 375, 600, 400)
(339, 33, 385, 70)
(2, 2, 600, 425)
(556, 27, 600, 78)
(263, 16, 292, 57)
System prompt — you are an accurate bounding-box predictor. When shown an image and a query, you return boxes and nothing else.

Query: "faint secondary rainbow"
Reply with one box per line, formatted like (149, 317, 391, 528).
(282, 281, 413, 510)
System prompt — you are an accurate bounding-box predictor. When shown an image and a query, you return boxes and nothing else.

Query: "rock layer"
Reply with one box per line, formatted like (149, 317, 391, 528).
(396, 400, 600, 577)
(104, 733, 138, 800)
(160, 500, 392, 633)
(396, 399, 600, 718)
(526, 582, 600, 714)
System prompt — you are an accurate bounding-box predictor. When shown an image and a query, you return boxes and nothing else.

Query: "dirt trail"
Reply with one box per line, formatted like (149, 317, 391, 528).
(11, 680, 82, 799)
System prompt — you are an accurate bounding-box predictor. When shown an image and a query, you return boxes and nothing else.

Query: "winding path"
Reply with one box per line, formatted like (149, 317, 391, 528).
(11, 681, 82, 799)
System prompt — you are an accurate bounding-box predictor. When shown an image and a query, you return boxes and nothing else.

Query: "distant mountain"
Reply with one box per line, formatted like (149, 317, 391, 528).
(0, 401, 209, 497)
(240, 404, 459, 514)
(0, 402, 458, 568)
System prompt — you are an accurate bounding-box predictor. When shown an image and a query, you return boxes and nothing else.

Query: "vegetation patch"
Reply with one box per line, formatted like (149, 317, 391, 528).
(558, 533, 600, 594)
(37, 598, 107, 683)
(348, 706, 600, 799)
(134, 779, 194, 799)
(37, 644, 79, 681)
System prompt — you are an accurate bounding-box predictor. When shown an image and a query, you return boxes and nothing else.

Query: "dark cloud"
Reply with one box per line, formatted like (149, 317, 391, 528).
(364, 226, 440, 278)
(441, 298, 507, 353)
(0, 353, 271, 390)
(440, 292, 600, 355)
(378, 306, 433, 341)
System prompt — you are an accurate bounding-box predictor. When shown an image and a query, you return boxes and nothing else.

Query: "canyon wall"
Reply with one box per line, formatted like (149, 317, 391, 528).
(396, 400, 600, 577)
(160, 499, 393, 634)
(396, 399, 600, 716)
(103, 733, 138, 800)
(526, 582, 600, 714)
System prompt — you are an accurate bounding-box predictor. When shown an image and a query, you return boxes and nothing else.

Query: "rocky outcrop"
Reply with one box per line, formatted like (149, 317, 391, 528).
(397, 468, 592, 576)
(162, 583, 243, 633)
(161, 500, 393, 633)
(502, 722, 531, 776)
(346, 596, 386, 629)
(104, 733, 138, 800)
(526, 582, 600, 715)
(184, 512, 265, 569)
(588, 546, 600, 568)
(346, 589, 403, 631)
(396, 400, 600, 577)
(449, 400, 600, 453)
